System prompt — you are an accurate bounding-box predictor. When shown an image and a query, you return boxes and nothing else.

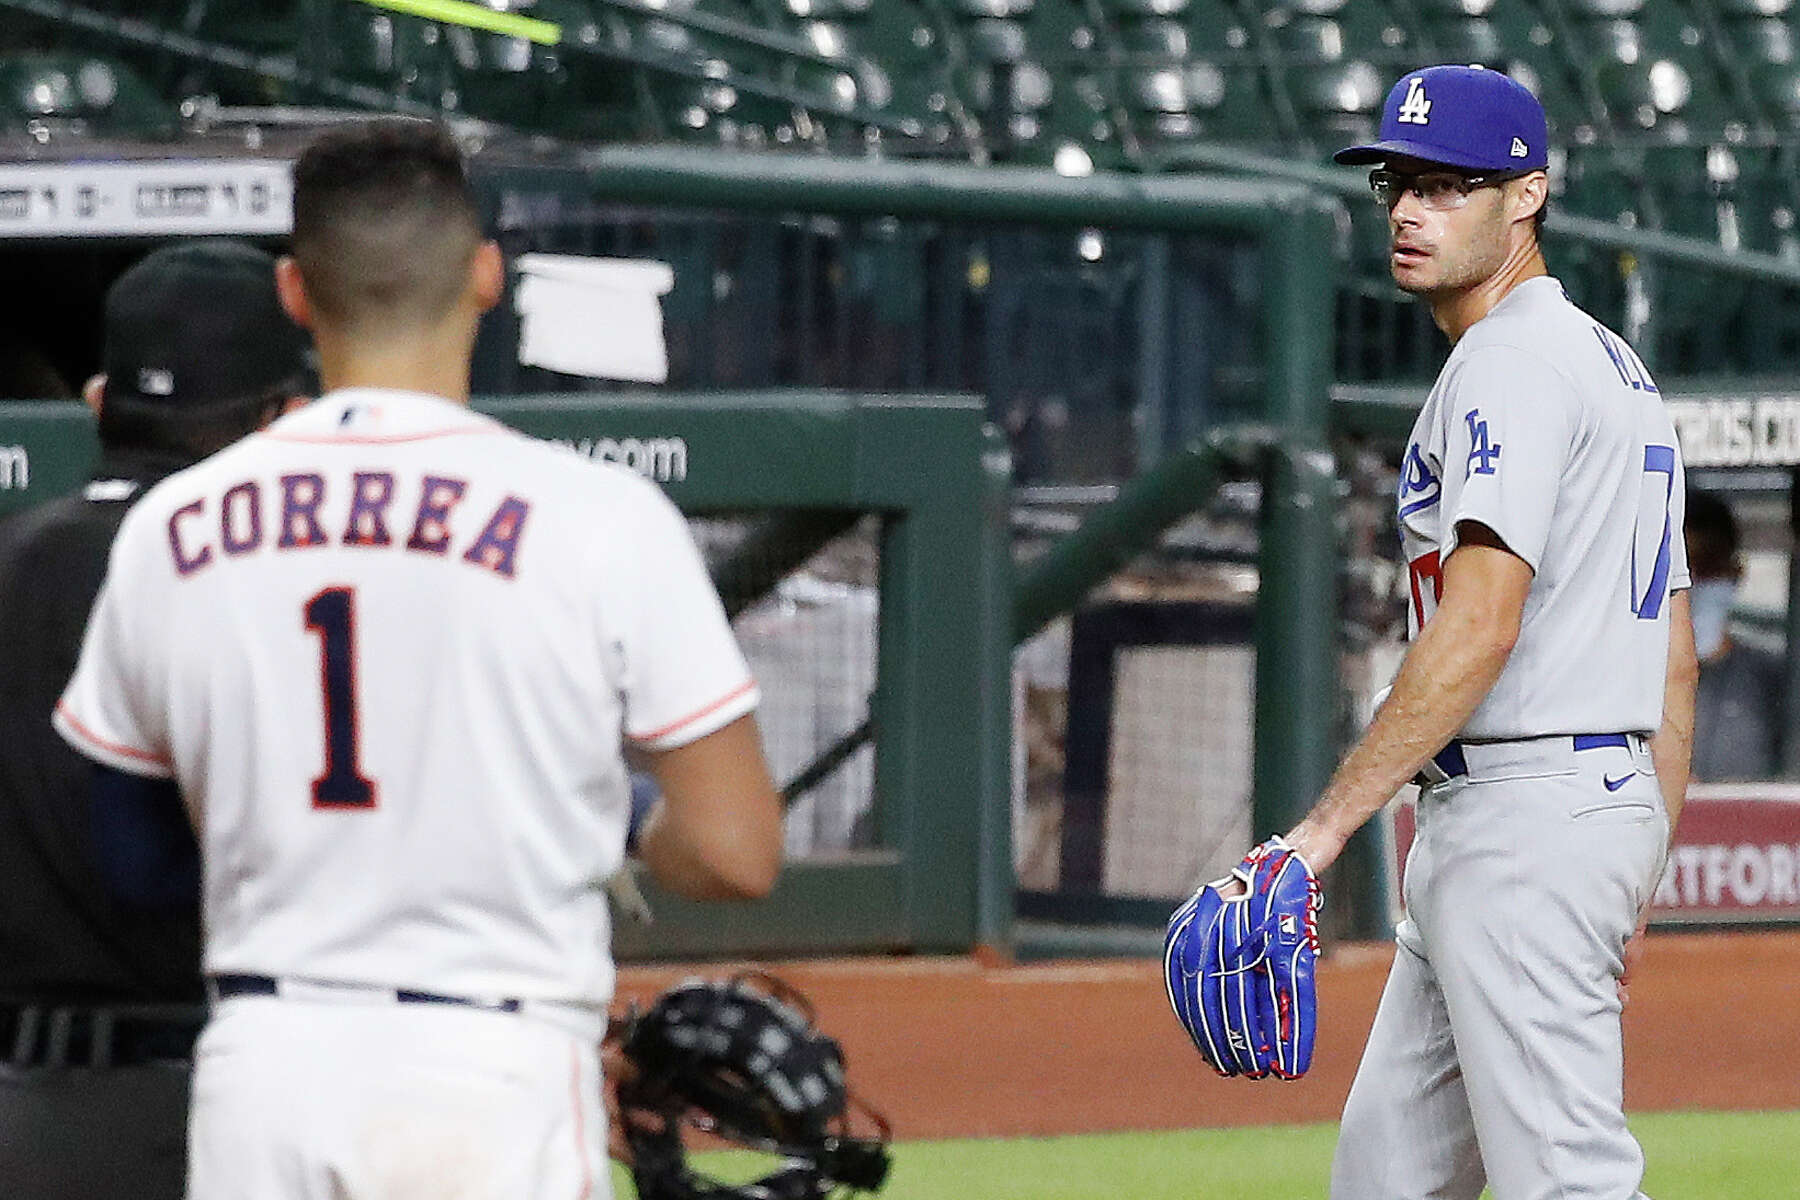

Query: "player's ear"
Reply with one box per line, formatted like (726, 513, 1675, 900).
(274, 256, 314, 331)
(1513, 171, 1548, 227)
(81, 373, 106, 417)
(469, 240, 504, 314)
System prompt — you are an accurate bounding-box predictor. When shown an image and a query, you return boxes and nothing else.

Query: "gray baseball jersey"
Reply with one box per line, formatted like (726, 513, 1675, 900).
(1334, 277, 1686, 1200)
(1396, 276, 1690, 739)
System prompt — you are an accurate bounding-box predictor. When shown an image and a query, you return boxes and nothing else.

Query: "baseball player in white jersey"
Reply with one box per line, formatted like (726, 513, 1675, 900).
(55, 120, 784, 1199)
(1252, 67, 1695, 1199)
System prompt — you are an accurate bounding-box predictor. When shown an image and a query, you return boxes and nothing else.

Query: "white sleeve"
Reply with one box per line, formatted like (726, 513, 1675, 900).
(1437, 346, 1579, 572)
(612, 484, 759, 751)
(53, 512, 174, 779)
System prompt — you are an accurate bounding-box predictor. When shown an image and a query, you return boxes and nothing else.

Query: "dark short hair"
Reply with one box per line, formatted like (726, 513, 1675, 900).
(1685, 488, 1739, 576)
(290, 119, 482, 332)
(97, 389, 289, 460)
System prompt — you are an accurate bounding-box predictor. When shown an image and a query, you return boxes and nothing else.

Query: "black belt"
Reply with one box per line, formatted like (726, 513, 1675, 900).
(211, 973, 523, 1014)
(1, 1002, 205, 1069)
(1429, 733, 1632, 781)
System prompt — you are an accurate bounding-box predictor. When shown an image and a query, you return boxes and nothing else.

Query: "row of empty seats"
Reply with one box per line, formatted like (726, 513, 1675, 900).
(6, 0, 1800, 256)
(11, 2, 1800, 152)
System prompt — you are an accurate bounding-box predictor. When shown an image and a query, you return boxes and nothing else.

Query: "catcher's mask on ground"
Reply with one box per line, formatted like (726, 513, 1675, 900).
(613, 971, 892, 1200)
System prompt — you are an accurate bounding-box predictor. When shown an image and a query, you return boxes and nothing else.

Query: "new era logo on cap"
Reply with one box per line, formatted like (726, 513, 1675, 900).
(1511, 137, 1529, 158)
(137, 367, 175, 396)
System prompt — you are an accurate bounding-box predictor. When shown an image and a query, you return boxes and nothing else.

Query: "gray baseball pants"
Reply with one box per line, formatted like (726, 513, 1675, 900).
(1331, 734, 1668, 1200)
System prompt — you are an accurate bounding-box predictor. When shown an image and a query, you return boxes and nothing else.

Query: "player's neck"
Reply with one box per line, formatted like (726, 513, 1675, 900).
(1431, 242, 1549, 344)
(312, 323, 477, 407)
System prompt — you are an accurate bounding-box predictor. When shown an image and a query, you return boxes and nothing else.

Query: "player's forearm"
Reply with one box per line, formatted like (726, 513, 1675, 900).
(1650, 591, 1698, 831)
(638, 714, 784, 901)
(1286, 587, 1517, 874)
(638, 803, 781, 900)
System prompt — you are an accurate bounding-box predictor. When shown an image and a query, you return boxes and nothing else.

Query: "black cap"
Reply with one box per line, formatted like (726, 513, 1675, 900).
(103, 239, 313, 411)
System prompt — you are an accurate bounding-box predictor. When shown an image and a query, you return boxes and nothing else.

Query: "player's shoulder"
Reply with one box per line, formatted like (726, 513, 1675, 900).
(1444, 278, 1606, 398)
(1456, 278, 1582, 360)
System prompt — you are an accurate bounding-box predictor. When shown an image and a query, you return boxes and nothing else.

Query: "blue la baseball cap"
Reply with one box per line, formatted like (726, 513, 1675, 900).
(1334, 65, 1549, 173)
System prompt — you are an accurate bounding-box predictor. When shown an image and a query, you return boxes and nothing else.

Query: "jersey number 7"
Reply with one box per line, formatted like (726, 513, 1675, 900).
(1631, 446, 1677, 622)
(304, 587, 379, 809)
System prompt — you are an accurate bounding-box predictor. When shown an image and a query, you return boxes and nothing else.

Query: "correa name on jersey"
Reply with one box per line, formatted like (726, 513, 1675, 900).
(163, 468, 531, 580)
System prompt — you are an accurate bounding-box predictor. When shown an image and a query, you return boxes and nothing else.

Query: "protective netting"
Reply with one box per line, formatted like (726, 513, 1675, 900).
(692, 512, 880, 859)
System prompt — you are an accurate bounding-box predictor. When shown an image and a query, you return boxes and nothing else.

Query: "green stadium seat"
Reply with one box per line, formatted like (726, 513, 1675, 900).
(1557, 145, 1641, 224)
(1423, 17, 1505, 64)
(1409, 0, 1496, 12)
(1595, 57, 1713, 141)
(417, 0, 612, 130)
(786, 28, 873, 115)
(1257, 0, 1414, 62)
(944, 0, 1131, 164)
(1565, 0, 1643, 16)
(772, 0, 971, 149)
(1270, 17, 1349, 64)
(0, 52, 176, 138)
(1724, 18, 1795, 65)
(191, 0, 301, 54)
(1635, 144, 1740, 240)
(1167, 3, 1282, 144)
(1125, 64, 1189, 115)
(1576, 2, 1739, 142)
(1754, 60, 1800, 127)
(1182, 2, 1255, 59)
(1116, 17, 1190, 58)
(1104, 0, 1191, 14)
(785, 0, 875, 15)
(1713, 13, 1797, 130)
(951, 0, 1036, 16)
(1714, 0, 1792, 13)
(1561, 2, 1744, 138)
(967, 18, 1032, 63)
(1289, 58, 1383, 150)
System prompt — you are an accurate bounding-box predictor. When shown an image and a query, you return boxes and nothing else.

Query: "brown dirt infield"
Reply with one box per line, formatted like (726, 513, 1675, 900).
(614, 929, 1800, 1141)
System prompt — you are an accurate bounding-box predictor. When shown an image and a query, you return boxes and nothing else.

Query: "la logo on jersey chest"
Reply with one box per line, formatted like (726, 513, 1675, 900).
(166, 470, 532, 580)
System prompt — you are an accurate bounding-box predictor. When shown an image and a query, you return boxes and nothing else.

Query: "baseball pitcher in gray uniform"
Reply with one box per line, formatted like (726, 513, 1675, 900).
(1277, 66, 1696, 1200)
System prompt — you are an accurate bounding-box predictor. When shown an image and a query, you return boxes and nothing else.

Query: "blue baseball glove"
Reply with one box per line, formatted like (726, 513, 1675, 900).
(1240, 836, 1323, 1079)
(1163, 837, 1322, 1080)
(1163, 863, 1272, 1078)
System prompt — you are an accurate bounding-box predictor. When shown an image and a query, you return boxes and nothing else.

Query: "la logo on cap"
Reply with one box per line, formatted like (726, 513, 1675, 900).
(1510, 137, 1529, 158)
(1397, 76, 1432, 125)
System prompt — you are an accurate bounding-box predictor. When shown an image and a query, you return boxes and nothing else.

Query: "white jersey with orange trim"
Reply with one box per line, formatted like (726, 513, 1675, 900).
(1394, 276, 1690, 739)
(57, 387, 757, 1013)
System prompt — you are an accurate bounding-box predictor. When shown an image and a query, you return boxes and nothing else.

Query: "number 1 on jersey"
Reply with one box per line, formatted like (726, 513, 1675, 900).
(304, 587, 378, 809)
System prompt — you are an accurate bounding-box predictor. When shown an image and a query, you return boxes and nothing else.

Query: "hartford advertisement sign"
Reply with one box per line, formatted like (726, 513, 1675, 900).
(1389, 784, 1800, 926)
(1646, 784, 1800, 923)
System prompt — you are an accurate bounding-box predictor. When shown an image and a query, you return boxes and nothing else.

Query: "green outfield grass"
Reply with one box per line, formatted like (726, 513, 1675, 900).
(611, 1109, 1800, 1199)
